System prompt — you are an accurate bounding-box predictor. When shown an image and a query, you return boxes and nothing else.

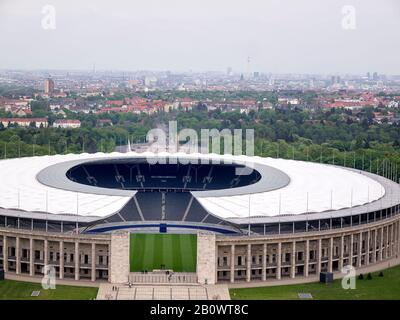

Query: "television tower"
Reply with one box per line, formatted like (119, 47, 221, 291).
(246, 56, 251, 79)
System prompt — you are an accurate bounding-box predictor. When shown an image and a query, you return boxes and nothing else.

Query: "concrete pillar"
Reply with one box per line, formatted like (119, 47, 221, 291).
(29, 238, 34, 276)
(304, 240, 309, 277)
(3, 235, 8, 272)
(316, 239, 322, 274)
(392, 222, 398, 256)
(44, 239, 48, 266)
(246, 244, 251, 282)
(328, 237, 333, 272)
(385, 225, 390, 259)
(290, 241, 296, 278)
(382, 226, 385, 259)
(230, 245, 235, 283)
(350, 234, 353, 266)
(397, 221, 400, 254)
(110, 231, 130, 284)
(366, 230, 370, 266)
(91, 243, 96, 282)
(15, 237, 20, 275)
(74, 241, 79, 281)
(379, 227, 384, 261)
(59, 241, 64, 280)
(390, 224, 394, 257)
(372, 229, 377, 263)
(276, 242, 281, 280)
(396, 221, 399, 256)
(358, 232, 362, 268)
(398, 222, 400, 255)
(262, 243, 267, 281)
(339, 235, 344, 271)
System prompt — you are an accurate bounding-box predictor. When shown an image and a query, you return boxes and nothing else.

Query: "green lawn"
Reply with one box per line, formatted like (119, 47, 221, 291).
(130, 233, 197, 272)
(0, 280, 98, 300)
(230, 266, 400, 300)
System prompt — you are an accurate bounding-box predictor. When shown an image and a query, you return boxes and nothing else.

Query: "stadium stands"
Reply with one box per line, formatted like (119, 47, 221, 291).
(66, 161, 260, 224)
(103, 191, 219, 224)
(67, 161, 261, 192)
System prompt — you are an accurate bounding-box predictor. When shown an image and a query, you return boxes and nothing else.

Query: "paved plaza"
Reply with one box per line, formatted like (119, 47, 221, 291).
(97, 283, 230, 300)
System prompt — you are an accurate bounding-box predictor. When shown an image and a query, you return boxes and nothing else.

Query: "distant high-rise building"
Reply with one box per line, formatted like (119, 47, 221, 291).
(330, 75, 341, 85)
(373, 72, 379, 80)
(268, 77, 275, 86)
(253, 72, 260, 78)
(246, 56, 251, 79)
(144, 76, 157, 87)
(366, 72, 371, 80)
(226, 67, 233, 76)
(44, 78, 55, 94)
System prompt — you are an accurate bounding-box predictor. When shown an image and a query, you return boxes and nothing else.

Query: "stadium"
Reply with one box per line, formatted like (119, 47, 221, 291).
(0, 152, 399, 287)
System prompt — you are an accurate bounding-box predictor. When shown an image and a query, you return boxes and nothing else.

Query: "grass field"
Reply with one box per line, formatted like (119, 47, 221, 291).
(130, 233, 197, 272)
(0, 280, 98, 300)
(230, 265, 400, 300)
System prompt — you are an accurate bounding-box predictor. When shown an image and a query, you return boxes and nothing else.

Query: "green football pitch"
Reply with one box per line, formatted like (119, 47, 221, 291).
(129, 233, 197, 272)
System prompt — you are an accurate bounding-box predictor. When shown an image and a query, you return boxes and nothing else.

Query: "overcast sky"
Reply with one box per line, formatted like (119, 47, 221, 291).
(0, 0, 399, 74)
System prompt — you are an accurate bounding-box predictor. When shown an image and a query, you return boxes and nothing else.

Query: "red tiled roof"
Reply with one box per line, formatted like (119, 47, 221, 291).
(0, 118, 47, 122)
(54, 119, 81, 124)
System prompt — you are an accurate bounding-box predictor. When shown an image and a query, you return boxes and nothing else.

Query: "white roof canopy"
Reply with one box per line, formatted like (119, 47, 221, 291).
(0, 152, 387, 220)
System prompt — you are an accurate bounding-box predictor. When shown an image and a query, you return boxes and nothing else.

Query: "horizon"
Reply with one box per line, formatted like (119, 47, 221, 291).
(1, 68, 398, 78)
(1, 0, 399, 74)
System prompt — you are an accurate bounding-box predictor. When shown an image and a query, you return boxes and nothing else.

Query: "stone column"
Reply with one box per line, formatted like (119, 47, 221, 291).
(196, 233, 216, 285)
(339, 235, 344, 271)
(74, 241, 80, 281)
(392, 222, 398, 256)
(385, 225, 390, 259)
(328, 237, 333, 272)
(230, 245, 235, 283)
(29, 238, 34, 276)
(366, 230, 370, 266)
(397, 221, 400, 254)
(396, 221, 400, 256)
(350, 234, 353, 266)
(290, 241, 296, 278)
(397, 222, 400, 255)
(316, 239, 322, 274)
(372, 229, 377, 263)
(91, 243, 96, 282)
(59, 241, 64, 280)
(3, 235, 8, 272)
(246, 244, 251, 282)
(358, 233, 362, 268)
(262, 243, 267, 281)
(276, 242, 281, 280)
(44, 239, 48, 266)
(379, 227, 384, 261)
(304, 240, 309, 277)
(15, 237, 20, 275)
(382, 226, 386, 259)
(390, 224, 394, 257)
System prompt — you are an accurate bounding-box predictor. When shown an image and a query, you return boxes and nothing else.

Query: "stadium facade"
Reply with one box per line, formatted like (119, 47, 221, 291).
(0, 152, 399, 285)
